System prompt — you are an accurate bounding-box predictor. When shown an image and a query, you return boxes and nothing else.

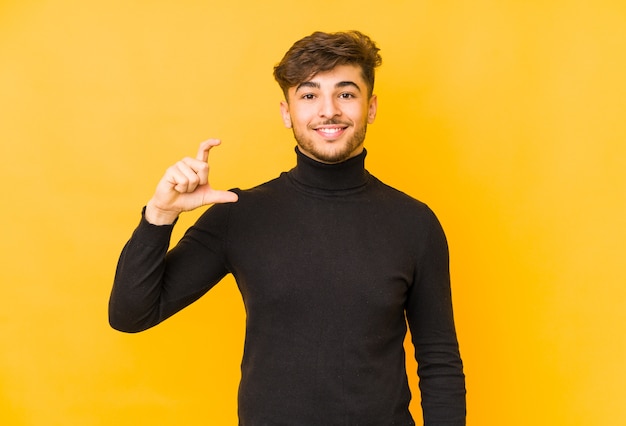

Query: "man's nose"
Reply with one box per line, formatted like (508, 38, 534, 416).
(318, 96, 341, 118)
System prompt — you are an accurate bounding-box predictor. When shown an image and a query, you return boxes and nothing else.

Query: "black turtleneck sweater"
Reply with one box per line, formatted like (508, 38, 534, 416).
(110, 148, 466, 425)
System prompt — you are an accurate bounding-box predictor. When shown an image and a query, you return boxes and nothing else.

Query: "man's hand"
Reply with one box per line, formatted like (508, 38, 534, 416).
(145, 139, 238, 225)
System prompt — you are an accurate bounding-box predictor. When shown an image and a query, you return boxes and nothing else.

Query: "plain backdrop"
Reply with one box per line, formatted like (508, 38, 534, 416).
(1, 1, 625, 424)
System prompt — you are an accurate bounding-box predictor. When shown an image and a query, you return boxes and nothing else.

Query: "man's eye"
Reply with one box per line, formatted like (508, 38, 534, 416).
(302, 94, 315, 100)
(339, 93, 355, 99)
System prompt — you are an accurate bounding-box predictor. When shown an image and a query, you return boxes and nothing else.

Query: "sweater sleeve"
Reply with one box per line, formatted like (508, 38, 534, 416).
(109, 205, 231, 333)
(406, 208, 466, 425)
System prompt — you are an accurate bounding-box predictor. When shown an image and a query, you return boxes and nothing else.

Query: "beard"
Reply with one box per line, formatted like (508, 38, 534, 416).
(291, 120, 368, 164)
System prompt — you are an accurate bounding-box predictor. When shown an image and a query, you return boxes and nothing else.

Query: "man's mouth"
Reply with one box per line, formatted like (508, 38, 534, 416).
(313, 124, 349, 139)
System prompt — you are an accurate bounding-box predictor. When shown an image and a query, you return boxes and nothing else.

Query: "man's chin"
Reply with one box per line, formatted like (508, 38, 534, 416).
(299, 144, 362, 164)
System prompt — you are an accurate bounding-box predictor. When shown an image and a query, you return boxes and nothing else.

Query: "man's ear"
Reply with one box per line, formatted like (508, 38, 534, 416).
(367, 94, 378, 124)
(280, 101, 292, 128)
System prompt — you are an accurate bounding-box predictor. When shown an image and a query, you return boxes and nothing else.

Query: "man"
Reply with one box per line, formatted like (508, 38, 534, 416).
(110, 30, 466, 425)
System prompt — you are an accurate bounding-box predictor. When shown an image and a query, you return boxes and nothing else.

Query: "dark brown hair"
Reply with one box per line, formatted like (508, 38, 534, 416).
(273, 30, 382, 99)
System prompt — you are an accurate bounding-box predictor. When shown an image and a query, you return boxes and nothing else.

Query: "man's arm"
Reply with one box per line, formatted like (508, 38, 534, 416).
(108, 140, 238, 332)
(406, 208, 466, 425)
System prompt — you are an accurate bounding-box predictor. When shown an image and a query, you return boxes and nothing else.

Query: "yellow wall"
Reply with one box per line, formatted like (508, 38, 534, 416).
(2, 1, 625, 424)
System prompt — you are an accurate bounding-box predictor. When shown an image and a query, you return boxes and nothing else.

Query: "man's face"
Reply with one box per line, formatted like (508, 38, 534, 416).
(280, 64, 378, 164)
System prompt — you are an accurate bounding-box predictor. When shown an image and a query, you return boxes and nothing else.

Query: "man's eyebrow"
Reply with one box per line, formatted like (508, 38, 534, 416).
(294, 80, 363, 93)
(336, 81, 362, 92)
(295, 81, 320, 92)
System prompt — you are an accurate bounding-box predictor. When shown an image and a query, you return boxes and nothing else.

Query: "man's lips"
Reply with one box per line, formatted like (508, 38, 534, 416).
(313, 125, 349, 139)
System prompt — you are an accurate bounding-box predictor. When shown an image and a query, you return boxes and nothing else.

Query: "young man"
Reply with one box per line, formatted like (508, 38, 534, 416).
(110, 31, 466, 425)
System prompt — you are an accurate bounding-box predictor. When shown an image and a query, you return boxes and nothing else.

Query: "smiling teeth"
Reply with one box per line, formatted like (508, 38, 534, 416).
(318, 128, 342, 134)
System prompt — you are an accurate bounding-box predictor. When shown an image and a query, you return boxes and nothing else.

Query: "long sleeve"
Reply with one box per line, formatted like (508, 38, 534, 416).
(108, 150, 466, 424)
(109, 206, 231, 333)
(406, 208, 466, 425)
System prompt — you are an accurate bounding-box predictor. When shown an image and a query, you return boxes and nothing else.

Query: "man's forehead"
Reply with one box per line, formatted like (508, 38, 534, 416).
(292, 65, 366, 91)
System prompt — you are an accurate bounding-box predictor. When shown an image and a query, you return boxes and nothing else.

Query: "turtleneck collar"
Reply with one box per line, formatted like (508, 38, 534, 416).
(287, 146, 370, 192)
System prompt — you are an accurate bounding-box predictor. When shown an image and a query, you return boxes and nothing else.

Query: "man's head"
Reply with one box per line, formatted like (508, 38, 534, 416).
(274, 31, 382, 164)
(273, 31, 382, 101)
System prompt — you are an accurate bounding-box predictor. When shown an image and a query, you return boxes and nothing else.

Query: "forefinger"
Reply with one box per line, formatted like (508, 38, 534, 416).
(197, 139, 222, 163)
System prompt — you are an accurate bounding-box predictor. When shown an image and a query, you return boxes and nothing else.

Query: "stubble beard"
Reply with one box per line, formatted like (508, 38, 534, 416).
(292, 122, 368, 164)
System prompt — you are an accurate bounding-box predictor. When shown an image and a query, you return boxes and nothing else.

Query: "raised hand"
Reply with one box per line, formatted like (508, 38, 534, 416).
(145, 139, 238, 225)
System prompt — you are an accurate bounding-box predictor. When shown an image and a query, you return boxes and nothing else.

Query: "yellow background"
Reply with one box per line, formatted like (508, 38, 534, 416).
(2, 0, 625, 424)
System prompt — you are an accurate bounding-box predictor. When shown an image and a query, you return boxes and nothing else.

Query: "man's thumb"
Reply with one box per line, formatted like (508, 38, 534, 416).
(205, 189, 239, 205)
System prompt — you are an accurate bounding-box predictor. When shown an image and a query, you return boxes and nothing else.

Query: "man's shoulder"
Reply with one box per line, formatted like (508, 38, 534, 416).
(369, 175, 430, 210)
(229, 172, 289, 198)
